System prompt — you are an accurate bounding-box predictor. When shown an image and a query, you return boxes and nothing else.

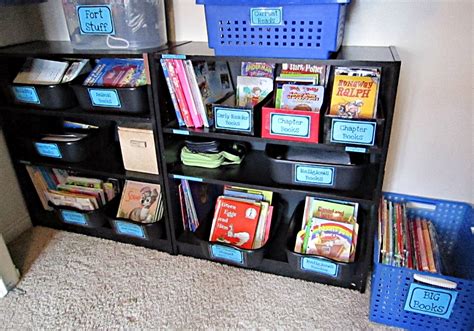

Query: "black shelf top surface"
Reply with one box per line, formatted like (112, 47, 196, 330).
(0, 105, 152, 123)
(0, 40, 191, 58)
(158, 41, 400, 64)
(163, 121, 381, 154)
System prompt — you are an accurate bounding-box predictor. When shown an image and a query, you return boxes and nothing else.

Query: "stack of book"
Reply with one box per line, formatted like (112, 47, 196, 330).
(83, 58, 147, 88)
(26, 165, 118, 211)
(294, 197, 359, 263)
(116, 180, 163, 224)
(208, 186, 274, 250)
(160, 59, 233, 128)
(379, 198, 444, 273)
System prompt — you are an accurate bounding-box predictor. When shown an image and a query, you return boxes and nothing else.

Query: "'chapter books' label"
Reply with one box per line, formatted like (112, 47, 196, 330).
(294, 165, 335, 186)
(214, 107, 252, 133)
(114, 221, 146, 239)
(331, 119, 376, 146)
(35, 142, 62, 159)
(250, 7, 283, 26)
(13, 86, 40, 104)
(88, 89, 121, 108)
(61, 210, 88, 226)
(404, 283, 458, 319)
(301, 257, 339, 277)
(77, 5, 115, 35)
(270, 113, 311, 138)
(210, 245, 244, 265)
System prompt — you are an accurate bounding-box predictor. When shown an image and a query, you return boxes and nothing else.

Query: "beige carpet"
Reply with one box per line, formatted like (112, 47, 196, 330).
(0, 227, 392, 330)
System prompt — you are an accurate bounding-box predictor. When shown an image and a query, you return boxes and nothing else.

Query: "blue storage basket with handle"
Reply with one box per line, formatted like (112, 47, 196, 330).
(196, 0, 351, 59)
(370, 192, 473, 331)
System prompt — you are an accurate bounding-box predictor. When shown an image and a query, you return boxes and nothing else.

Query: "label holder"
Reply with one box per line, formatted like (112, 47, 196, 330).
(113, 220, 147, 239)
(209, 244, 244, 265)
(88, 88, 121, 108)
(300, 257, 339, 277)
(294, 164, 335, 186)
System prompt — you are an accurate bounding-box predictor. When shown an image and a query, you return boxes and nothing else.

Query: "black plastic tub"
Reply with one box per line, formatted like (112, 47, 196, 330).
(285, 202, 358, 280)
(72, 84, 149, 114)
(50, 203, 108, 228)
(9, 83, 77, 109)
(266, 144, 366, 190)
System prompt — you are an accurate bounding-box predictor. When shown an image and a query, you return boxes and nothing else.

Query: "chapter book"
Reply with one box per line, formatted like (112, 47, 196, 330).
(116, 180, 162, 223)
(329, 67, 381, 119)
(236, 76, 273, 107)
(280, 63, 325, 85)
(274, 76, 317, 108)
(280, 85, 324, 112)
(241, 62, 275, 79)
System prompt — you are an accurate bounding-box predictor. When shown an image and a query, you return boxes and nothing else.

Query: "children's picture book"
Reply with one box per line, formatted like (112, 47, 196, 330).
(236, 76, 273, 108)
(83, 58, 147, 88)
(14, 58, 70, 85)
(116, 180, 162, 223)
(241, 62, 275, 79)
(329, 67, 381, 119)
(280, 84, 324, 112)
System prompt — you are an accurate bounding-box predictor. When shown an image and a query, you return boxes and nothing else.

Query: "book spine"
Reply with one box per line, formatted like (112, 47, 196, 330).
(173, 59, 203, 128)
(263, 205, 273, 245)
(415, 218, 429, 271)
(185, 60, 209, 127)
(421, 219, 436, 272)
(427, 221, 443, 274)
(165, 60, 193, 127)
(178, 184, 188, 231)
(408, 219, 418, 270)
(209, 196, 223, 241)
(160, 59, 185, 127)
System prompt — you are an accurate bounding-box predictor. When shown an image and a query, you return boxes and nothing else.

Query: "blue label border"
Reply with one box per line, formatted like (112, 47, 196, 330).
(77, 5, 115, 35)
(404, 283, 458, 319)
(60, 210, 89, 226)
(13, 86, 40, 104)
(35, 142, 62, 159)
(330, 119, 377, 146)
(88, 88, 121, 108)
(209, 244, 244, 265)
(300, 257, 339, 277)
(269, 113, 312, 138)
(214, 107, 252, 133)
(294, 164, 335, 186)
(113, 220, 147, 239)
(250, 7, 283, 26)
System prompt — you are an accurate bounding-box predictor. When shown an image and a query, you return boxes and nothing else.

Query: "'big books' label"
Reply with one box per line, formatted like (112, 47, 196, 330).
(13, 86, 40, 104)
(61, 210, 88, 226)
(214, 107, 252, 133)
(77, 5, 115, 35)
(114, 220, 146, 239)
(331, 119, 376, 146)
(301, 257, 339, 277)
(404, 283, 458, 319)
(250, 7, 283, 26)
(294, 164, 335, 186)
(210, 245, 244, 265)
(35, 142, 62, 159)
(88, 89, 121, 108)
(270, 113, 311, 138)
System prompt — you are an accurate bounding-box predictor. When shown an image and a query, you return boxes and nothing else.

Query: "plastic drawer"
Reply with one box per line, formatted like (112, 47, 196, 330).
(51, 203, 108, 228)
(9, 83, 77, 109)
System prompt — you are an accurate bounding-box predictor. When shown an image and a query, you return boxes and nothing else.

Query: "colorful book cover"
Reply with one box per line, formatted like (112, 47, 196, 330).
(236, 76, 273, 108)
(241, 62, 275, 79)
(275, 76, 316, 108)
(84, 58, 146, 88)
(174, 59, 203, 128)
(329, 67, 380, 119)
(185, 60, 209, 127)
(164, 59, 193, 127)
(280, 84, 324, 112)
(160, 59, 185, 127)
(422, 220, 436, 272)
(312, 199, 358, 223)
(209, 196, 262, 250)
(252, 201, 270, 249)
(415, 218, 429, 271)
(116, 180, 161, 224)
(280, 63, 325, 84)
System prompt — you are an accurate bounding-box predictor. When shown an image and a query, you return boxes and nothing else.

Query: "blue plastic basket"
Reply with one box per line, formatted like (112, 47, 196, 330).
(196, 0, 351, 59)
(370, 193, 473, 331)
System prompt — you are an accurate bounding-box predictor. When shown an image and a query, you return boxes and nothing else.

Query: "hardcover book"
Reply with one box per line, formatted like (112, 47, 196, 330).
(280, 84, 324, 112)
(116, 180, 162, 224)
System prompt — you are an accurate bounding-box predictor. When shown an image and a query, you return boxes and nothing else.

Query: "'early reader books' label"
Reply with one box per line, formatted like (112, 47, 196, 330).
(270, 113, 310, 138)
(331, 119, 376, 146)
(77, 5, 115, 35)
(13, 86, 40, 104)
(114, 220, 146, 239)
(35, 142, 62, 159)
(294, 165, 335, 186)
(210, 244, 244, 265)
(404, 283, 457, 319)
(300, 257, 339, 277)
(61, 210, 88, 226)
(88, 89, 121, 108)
(250, 7, 283, 26)
(214, 107, 252, 133)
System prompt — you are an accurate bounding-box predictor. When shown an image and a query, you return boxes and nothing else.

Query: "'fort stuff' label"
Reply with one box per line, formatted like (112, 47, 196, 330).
(404, 283, 458, 319)
(270, 113, 311, 138)
(331, 119, 376, 146)
(88, 89, 121, 108)
(214, 107, 252, 133)
(250, 7, 283, 26)
(77, 5, 115, 35)
(294, 165, 335, 186)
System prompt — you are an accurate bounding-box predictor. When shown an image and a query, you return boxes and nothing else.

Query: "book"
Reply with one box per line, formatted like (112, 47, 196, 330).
(280, 84, 324, 112)
(14, 58, 69, 85)
(241, 62, 275, 79)
(421, 220, 436, 272)
(26, 165, 53, 211)
(83, 58, 146, 88)
(329, 67, 381, 119)
(163, 59, 193, 127)
(209, 196, 262, 250)
(415, 218, 429, 272)
(280, 63, 325, 84)
(116, 180, 162, 223)
(236, 76, 273, 108)
(174, 59, 203, 128)
(61, 59, 91, 83)
(46, 189, 97, 211)
(185, 60, 209, 127)
(274, 76, 317, 109)
(160, 59, 185, 127)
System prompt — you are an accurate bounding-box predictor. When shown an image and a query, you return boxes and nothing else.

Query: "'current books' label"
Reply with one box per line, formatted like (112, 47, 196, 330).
(250, 7, 283, 26)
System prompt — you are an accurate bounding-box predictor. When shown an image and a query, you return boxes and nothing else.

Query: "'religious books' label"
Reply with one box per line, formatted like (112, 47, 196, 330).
(114, 220, 146, 239)
(300, 257, 339, 277)
(331, 119, 376, 146)
(77, 5, 115, 35)
(35, 142, 62, 159)
(88, 89, 121, 108)
(404, 283, 457, 319)
(270, 113, 311, 138)
(294, 164, 335, 186)
(250, 7, 283, 26)
(210, 244, 244, 265)
(214, 107, 252, 133)
(13, 86, 40, 104)
(61, 210, 88, 226)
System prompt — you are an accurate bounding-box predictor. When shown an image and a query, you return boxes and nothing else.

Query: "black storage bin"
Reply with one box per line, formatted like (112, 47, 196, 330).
(106, 198, 163, 241)
(9, 83, 77, 109)
(71, 84, 148, 114)
(285, 202, 358, 280)
(50, 203, 107, 228)
(266, 144, 366, 190)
